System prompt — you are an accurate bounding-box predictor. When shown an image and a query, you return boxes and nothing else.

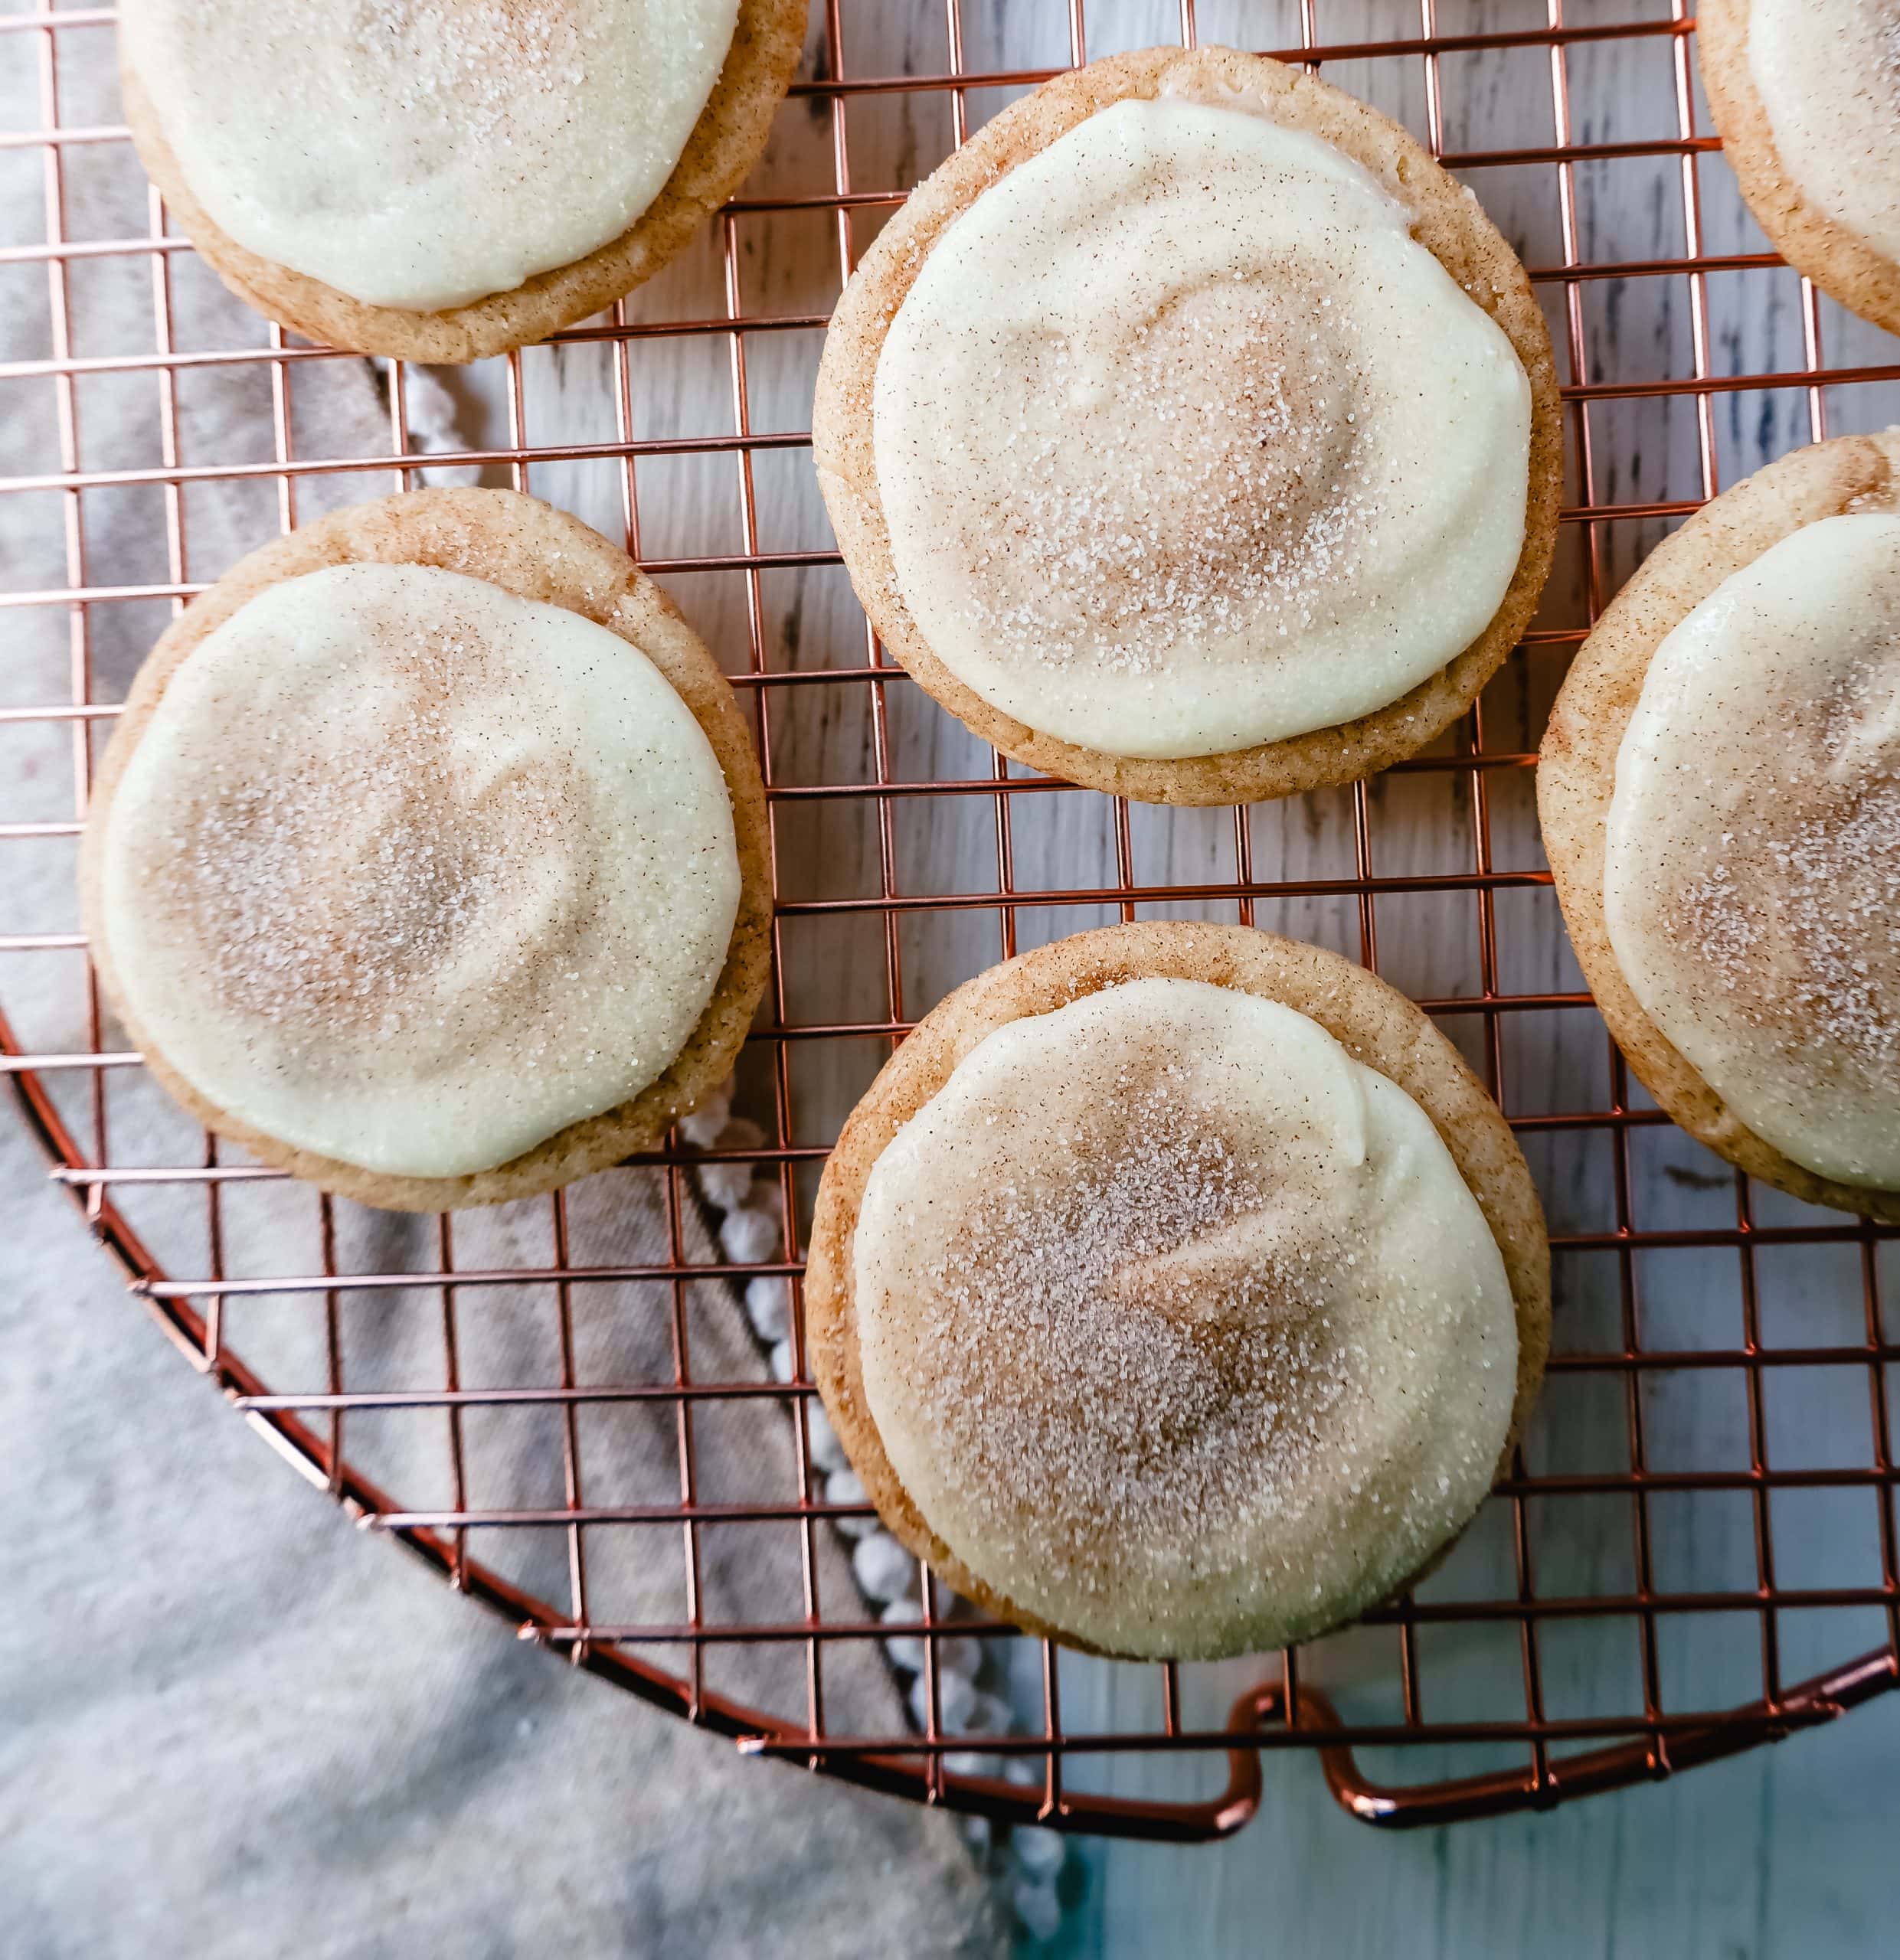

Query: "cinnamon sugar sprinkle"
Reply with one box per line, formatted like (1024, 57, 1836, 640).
(885, 1073, 1490, 1604)
(1667, 659, 1899, 1084)
(147, 624, 593, 1052)
(345, 2, 594, 148)
(967, 289, 1380, 678)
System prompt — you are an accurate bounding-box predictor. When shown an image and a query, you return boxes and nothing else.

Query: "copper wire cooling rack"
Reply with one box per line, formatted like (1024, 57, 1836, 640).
(5, 0, 1900, 1841)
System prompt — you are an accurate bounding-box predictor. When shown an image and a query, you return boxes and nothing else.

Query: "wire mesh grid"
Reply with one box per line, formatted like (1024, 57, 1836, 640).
(3, 0, 1900, 1840)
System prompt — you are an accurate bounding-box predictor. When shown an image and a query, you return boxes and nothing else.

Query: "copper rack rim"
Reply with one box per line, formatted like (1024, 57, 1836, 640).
(729, 1645, 1900, 1831)
(735, 1694, 1869, 1759)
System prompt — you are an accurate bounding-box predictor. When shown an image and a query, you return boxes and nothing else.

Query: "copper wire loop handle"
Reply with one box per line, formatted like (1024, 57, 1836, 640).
(5, 0, 1900, 1838)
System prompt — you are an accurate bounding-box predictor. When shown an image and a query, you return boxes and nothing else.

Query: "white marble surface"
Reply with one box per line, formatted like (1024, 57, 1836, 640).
(5, 2, 1900, 1955)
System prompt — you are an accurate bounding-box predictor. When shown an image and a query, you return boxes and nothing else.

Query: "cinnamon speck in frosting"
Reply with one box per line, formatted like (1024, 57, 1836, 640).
(1668, 659, 1900, 1081)
(164, 623, 594, 1051)
(911, 1082, 1362, 1584)
(119, 0, 740, 311)
(966, 294, 1382, 680)
(345, 2, 593, 152)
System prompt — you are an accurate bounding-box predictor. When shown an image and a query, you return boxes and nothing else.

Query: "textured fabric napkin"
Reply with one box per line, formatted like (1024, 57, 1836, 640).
(0, 19, 1002, 1955)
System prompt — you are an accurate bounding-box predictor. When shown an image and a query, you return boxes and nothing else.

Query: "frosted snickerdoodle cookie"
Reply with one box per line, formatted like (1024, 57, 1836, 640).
(806, 923, 1549, 1661)
(1700, 0, 1900, 335)
(79, 488, 771, 1212)
(813, 45, 1562, 807)
(1539, 434, 1900, 1222)
(117, 0, 807, 361)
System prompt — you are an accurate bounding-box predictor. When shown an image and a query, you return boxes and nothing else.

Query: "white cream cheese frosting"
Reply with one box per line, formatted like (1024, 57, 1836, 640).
(1604, 513, 1900, 1190)
(870, 97, 1532, 761)
(100, 563, 741, 1180)
(118, 0, 740, 311)
(1748, 0, 1900, 263)
(850, 976, 1518, 1658)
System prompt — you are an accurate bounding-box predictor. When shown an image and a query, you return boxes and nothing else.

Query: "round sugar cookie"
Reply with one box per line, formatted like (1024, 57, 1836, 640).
(813, 44, 1562, 806)
(119, 0, 807, 361)
(806, 923, 1550, 1661)
(80, 487, 772, 1211)
(1539, 431, 1900, 1223)
(1700, 0, 1900, 338)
